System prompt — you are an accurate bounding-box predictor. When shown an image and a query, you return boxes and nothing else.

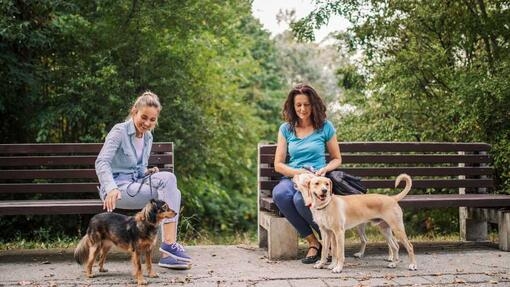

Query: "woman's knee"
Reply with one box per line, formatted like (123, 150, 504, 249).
(272, 181, 293, 206)
(158, 171, 176, 184)
(293, 191, 306, 207)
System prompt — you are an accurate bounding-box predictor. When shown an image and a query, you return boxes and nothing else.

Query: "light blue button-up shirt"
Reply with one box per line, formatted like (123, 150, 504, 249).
(95, 119, 153, 198)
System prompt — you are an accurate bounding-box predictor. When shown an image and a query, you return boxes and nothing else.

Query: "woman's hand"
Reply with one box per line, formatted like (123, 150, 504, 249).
(145, 166, 159, 175)
(103, 188, 121, 212)
(315, 167, 328, 177)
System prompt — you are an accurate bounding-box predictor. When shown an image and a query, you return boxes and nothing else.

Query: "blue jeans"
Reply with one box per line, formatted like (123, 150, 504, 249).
(272, 177, 320, 238)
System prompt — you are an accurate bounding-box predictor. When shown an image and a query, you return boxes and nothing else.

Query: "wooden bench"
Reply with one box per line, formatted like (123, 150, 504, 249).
(257, 142, 510, 259)
(0, 142, 174, 215)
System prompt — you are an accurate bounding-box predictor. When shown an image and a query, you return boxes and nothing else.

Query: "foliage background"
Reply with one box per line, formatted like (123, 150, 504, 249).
(1, 0, 509, 242)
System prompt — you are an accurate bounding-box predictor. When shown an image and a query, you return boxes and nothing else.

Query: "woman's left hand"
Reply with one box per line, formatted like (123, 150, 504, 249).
(315, 168, 328, 177)
(146, 166, 159, 175)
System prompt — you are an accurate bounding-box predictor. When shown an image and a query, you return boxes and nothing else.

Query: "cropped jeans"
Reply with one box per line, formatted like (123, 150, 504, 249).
(272, 177, 320, 238)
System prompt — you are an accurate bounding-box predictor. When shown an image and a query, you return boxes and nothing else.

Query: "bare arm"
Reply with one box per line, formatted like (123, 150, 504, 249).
(315, 135, 342, 176)
(274, 131, 310, 177)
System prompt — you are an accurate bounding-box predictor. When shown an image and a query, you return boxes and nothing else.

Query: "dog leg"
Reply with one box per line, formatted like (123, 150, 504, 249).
(85, 243, 100, 278)
(326, 229, 337, 270)
(393, 228, 417, 270)
(145, 249, 158, 278)
(98, 242, 112, 273)
(353, 224, 368, 258)
(314, 227, 329, 269)
(331, 228, 345, 273)
(375, 223, 399, 263)
(132, 251, 147, 285)
(388, 217, 417, 271)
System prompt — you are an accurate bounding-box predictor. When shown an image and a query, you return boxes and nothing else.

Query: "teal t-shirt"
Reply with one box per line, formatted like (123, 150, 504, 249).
(279, 120, 336, 170)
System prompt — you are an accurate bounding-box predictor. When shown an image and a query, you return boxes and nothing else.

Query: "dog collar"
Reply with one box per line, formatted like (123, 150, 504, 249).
(313, 195, 332, 210)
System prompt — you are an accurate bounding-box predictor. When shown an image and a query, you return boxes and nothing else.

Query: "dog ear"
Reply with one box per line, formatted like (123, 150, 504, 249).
(304, 175, 315, 208)
(326, 177, 333, 196)
(294, 174, 313, 207)
(146, 203, 158, 223)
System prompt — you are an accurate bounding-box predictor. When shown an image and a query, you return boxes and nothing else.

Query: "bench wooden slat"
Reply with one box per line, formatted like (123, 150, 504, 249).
(259, 167, 494, 178)
(260, 178, 494, 192)
(259, 194, 510, 215)
(0, 167, 175, 180)
(0, 169, 97, 179)
(0, 183, 99, 194)
(260, 142, 491, 154)
(0, 199, 104, 215)
(0, 143, 103, 154)
(0, 143, 173, 155)
(259, 154, 491, 165)
(399, 194, 510, 208)
(0, 155, 173, 167)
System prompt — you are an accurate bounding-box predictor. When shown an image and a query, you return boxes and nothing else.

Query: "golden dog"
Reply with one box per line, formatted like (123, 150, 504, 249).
(74, 199, 176, 285)
(293, 173, 417, 273)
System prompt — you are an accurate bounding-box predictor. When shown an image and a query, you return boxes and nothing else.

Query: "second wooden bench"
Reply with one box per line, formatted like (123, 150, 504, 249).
(257, 142, 510, 259)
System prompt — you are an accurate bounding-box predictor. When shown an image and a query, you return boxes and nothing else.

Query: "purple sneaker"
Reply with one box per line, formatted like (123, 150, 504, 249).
(158, 256, 190, 270)
(159, 242, 192, 262)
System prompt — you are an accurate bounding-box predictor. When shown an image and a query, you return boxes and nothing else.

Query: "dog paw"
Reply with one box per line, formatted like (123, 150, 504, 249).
(327, 263, 337, 270)
(137, 279, 148, 285)
(331, 266, 343, 273)
(148, 272, 159, 278)
(387, 262, 397, 268)
(313, 262, 325, 269)
(99, 268, 108, 273)
(353, 252, 364, 258)
(408, 264, 418, 270)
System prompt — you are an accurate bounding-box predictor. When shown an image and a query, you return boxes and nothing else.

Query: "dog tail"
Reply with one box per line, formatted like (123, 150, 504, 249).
(74, 234, 90, 265)
(393, 173, 412, 201)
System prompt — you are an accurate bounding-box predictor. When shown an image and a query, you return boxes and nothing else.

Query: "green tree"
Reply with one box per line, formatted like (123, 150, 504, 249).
(293, 0, 510, 190)
(0, 0, 287, 240)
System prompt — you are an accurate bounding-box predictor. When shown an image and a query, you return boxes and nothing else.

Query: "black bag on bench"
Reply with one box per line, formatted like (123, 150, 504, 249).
(326, 170, 367, 196)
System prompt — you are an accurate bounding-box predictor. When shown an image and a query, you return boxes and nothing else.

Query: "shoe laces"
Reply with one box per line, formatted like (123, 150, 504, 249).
(171, 242, 185, 252)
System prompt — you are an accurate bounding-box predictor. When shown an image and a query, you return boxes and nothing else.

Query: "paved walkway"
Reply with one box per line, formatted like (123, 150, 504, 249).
(0, 242, 509, 286)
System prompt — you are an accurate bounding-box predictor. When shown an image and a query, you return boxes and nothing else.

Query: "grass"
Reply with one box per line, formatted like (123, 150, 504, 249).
(0, 230, 258, 251)
(0, 226, 499, 251)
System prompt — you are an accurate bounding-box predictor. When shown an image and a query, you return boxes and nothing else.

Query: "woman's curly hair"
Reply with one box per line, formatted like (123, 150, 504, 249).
(282, 83, 327, 133)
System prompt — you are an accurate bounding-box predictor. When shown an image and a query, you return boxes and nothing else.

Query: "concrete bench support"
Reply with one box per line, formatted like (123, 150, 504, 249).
(498, 209, 510, 251)
(258, 210, 298, 260)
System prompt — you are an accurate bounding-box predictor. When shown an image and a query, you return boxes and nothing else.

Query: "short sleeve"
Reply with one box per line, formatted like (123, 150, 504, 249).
(323, 120, 336, 141)
(279, 123, 291, 140)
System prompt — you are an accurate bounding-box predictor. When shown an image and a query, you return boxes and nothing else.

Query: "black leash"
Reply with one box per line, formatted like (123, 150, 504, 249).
(126, 174, 153, 197)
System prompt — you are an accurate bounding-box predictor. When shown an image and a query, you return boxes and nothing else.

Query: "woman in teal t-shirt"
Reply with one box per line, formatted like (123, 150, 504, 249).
(273, 83, 342, 264)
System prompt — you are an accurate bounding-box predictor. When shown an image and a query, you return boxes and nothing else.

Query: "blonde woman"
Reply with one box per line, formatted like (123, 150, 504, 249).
(95, 91, 191, 269)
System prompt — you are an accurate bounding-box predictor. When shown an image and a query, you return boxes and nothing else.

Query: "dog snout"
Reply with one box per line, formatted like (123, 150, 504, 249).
(321, 187, 328, 194)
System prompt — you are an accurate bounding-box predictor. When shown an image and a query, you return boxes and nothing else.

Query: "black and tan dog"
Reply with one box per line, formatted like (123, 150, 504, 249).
(74, 199, 176, 285)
